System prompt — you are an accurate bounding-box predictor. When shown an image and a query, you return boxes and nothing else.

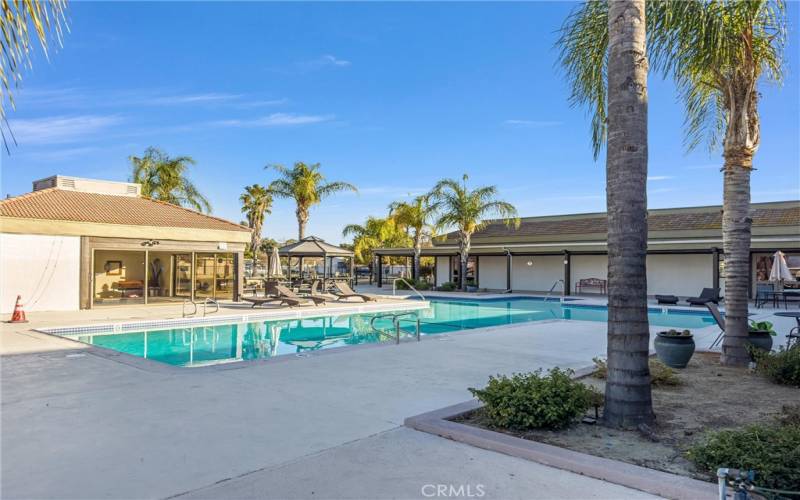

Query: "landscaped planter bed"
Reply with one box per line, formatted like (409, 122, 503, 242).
(453, 352, 798, 483)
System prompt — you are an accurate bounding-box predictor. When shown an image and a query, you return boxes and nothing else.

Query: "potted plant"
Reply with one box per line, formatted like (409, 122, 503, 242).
(748, 320, 776, 353)
(654, 329, 695, 368)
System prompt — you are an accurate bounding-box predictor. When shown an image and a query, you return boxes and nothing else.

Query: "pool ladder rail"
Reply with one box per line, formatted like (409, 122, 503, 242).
(182, 298, 220, 318)
(543, 280, 565, 302)
(391, 277, 426, 301)
(369, 312, 421, 344)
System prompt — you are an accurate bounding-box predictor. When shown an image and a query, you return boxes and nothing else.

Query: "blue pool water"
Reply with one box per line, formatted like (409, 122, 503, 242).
(64, 297, 716, 367)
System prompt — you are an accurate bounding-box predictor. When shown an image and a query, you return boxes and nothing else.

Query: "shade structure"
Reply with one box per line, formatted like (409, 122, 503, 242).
(268, 246, 283, 277)
(277, 236, 354, 258)
(769, 251, 795, 283)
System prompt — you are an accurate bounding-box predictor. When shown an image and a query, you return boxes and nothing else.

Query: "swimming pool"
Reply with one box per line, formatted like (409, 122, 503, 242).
(58, 297, 716, 367)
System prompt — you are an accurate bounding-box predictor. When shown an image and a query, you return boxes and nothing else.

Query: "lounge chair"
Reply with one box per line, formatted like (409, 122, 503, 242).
(333, 281, 376, 302)
(242, 296, 295, 308)
(706, 303, 726, 349)
(686, 288, 720, 306)
(655, 294, 679, 305)
(275, 284, 326, 306)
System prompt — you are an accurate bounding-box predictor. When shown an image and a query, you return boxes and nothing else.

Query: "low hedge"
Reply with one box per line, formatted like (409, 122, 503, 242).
(469, 368, 601, 430)
(752, 346, 800, 387)
(687, 419, 800, 492)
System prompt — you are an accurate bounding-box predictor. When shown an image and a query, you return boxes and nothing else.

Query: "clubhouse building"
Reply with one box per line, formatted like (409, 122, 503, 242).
(374, 200, 800, 298)
(0, 175, 251, 313)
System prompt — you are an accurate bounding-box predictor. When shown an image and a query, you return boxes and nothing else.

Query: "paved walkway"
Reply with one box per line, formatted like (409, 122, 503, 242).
(2, 297, 794, 500)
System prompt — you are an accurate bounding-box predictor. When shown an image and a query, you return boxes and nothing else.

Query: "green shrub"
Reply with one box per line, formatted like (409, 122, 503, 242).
(396, 278, 432, 291)
(752, 346, 800, 386)
(592, 357, 682, 387)
(469, 368, 601, 430)
(438, 281, 457, 291)
(687, 421, 800, 491)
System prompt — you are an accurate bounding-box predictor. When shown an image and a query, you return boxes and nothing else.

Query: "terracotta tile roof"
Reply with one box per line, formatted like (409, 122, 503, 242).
(0, 188, 250, 232)
(441, 202, 800, 241)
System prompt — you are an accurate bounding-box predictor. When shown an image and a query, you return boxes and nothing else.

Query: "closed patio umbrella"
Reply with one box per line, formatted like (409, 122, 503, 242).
(769, 250, 795, 291)
(268, 247, 283, 278)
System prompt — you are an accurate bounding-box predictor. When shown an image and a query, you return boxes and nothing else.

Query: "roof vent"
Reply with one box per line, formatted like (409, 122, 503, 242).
(32, 175, 141, 197)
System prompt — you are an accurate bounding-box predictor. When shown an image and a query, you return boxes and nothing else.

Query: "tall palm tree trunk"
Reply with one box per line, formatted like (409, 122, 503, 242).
(413, 235, 422, 281)
(459, 232, 471, 291)
(297, 207, 308, 239)
(721, 162, 752, 366)
(603, 0, 654, 429)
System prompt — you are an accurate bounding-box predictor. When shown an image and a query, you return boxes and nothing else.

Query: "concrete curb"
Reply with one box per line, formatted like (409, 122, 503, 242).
(404, 367, 717, 500)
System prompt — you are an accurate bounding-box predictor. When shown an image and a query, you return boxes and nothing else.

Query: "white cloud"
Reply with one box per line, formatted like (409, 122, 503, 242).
(8, 115, 122, 145)
(211, 113, 334, 127)
(283, 55, 352, 73)
(647, 175, 673, 181)
(503, 119, 563, 127)
(142, 93, 242, 105)
(21, 146, 100, 161)
(238, 98, 289, 108)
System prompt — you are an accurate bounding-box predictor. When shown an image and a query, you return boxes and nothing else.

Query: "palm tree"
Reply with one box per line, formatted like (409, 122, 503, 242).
(1, 0, 68, 149)
(266, 162, 357, 239)
(388, 195, 438, 280)
(558, 0, 654, 428)
(130, 147, 212, 213)
(240, 184, 273, 271)
(429, 175, 519, 292)
(648, 1, 786, 366)
(559, 1, 787, 367)
(342, 216, 410, 266)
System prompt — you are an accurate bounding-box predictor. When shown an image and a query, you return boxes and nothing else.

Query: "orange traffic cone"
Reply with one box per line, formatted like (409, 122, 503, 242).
(8, 295, 28, 323)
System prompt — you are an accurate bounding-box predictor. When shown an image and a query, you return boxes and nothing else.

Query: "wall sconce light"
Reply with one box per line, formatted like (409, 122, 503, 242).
(564, 259, 569, 265)
(141, 239, 160, 247)
(526, 260, 533, 266)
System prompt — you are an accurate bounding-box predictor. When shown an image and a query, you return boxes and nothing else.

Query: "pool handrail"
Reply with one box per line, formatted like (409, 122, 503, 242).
(392, 277, 426, 301)
(369, 311, 421, 344)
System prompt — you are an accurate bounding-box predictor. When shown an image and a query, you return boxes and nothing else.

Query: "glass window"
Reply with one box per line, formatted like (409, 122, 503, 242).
(94, 250, 146, 305)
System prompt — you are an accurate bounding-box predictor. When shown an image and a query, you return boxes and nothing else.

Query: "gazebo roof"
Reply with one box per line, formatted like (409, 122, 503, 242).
(278, 236, 354, 257)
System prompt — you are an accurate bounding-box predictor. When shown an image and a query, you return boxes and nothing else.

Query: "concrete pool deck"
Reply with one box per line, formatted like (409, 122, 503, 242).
(2, 297, 796, 499)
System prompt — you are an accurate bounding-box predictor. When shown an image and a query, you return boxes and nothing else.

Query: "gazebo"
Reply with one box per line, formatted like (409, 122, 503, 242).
(277, 236, 355, 288)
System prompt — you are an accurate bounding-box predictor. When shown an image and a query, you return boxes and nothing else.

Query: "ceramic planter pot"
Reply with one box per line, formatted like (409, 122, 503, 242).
(747, 330, 774, 353)
(654, 331, 695, 368)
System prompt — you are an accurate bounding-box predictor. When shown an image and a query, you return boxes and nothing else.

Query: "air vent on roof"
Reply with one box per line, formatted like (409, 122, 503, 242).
(60, 178, 77, 189)
(126, 185, 138, 194)
(31, 175, 142, 196)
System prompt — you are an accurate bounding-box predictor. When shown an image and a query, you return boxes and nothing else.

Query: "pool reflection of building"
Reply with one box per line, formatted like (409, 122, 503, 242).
(80, 316, 385, 367)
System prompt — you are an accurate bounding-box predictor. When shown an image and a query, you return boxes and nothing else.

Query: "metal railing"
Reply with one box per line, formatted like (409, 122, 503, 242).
(201, 298, 219, 316)
(182, 299, 197, 318)
(370, 311, 421, 344)
(543, 280, 564, 302)
(182, 298, 220, 317)
(392, 277, 426, 301)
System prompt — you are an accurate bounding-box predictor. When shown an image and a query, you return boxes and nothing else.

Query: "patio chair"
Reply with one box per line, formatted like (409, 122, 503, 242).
(333, 281, 376, 302)
(686, 288, 720, 306)
(754, 283, 774, 309)
(242, 285, 302, 308)
(655, 294, 679, 305)
(706, 303, 726, 349)
(275, 284, 326, 306)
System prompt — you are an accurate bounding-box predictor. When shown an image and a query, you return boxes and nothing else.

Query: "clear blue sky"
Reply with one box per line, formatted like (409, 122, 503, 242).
(3, 1, 799, 244)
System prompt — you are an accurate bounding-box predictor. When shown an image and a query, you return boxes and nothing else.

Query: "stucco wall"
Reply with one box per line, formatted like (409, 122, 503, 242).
(1, 233, 81, 313)
(571, 255, 608, 293)
(435, 257, 450, 285)
(647, 254, 713, 297)
(511, 255, 563, 292)
(478, 255, 506, 290)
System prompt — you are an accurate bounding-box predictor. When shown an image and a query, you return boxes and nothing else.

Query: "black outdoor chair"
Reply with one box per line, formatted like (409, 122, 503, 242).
(655, 295, 679, 305)
(706, 303, 727, 349)
(686, 288, 720, 306)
